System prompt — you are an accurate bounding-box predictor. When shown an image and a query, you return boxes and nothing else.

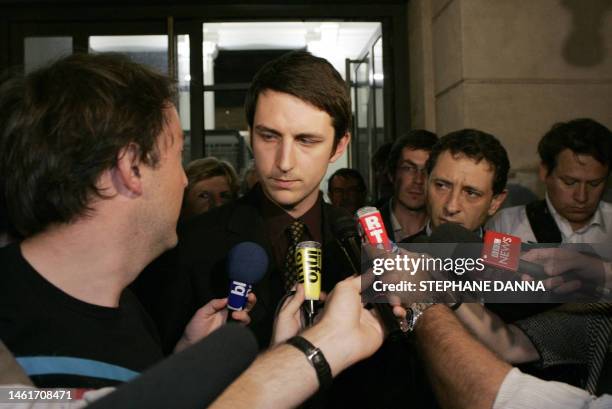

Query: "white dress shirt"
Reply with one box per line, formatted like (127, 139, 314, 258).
(486, 195, 612, 244)
(493, 368, 612, 409)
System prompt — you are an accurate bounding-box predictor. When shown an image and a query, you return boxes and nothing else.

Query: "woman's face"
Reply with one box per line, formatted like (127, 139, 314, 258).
(182, 175, 234, 219)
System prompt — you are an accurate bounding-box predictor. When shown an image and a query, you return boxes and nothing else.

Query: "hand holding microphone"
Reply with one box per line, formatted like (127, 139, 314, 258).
(271, 285, 305, 346)
(355, 206, 411, 335)
(521, 247, 611, 296)
(226, 242, 268, 316)
(175, 240, 266, 353)
(175, 294, 256, 353)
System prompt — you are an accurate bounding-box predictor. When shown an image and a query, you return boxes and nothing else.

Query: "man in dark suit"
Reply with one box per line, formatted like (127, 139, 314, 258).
(146, 51, 354, 352)
(139, 51, 423, 408)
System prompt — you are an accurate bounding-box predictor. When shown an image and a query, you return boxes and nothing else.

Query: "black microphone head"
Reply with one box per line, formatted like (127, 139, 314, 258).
(227, 242, 268, 284)
(87, 325, 258, 409)
(423, 223, 482, 259)
(428, 222, 481, 244)
(332, 215, 359, 241)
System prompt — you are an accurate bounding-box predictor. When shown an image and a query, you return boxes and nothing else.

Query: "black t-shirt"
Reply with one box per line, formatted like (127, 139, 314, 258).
(0, 243, 164, 388)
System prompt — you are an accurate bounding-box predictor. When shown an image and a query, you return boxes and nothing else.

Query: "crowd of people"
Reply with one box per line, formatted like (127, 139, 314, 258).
(0, 50, 611, 409)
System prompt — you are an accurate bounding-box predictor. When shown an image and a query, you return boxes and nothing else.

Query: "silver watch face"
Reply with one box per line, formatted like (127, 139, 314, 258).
(407, 307, 420, 332)
(408, 303, 432, 332)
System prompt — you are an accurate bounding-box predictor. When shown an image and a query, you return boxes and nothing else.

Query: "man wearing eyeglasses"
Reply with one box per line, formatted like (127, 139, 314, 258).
(380, 130, 438, 241)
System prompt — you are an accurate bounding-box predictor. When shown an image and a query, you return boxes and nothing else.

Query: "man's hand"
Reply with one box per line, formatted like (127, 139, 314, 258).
(521, 248, 608, 294)
(174, 292, 256, 353)
(271, 286, 305, 346)
(302, 275, 385, 375)
(210, 277, 384, 409)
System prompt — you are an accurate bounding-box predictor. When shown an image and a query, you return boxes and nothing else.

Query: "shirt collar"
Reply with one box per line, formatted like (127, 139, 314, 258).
(260, 187, 323, 242)
(545, 193, 605, 235)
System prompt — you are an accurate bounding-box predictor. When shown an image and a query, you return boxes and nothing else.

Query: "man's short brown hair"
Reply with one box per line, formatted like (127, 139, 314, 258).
(0, 53, 176, 236)
(244, 51, 351, 148)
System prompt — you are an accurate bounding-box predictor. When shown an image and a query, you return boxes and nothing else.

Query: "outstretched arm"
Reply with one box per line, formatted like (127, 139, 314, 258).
(415, 305, 512, 409)
(210, 276, 385, 409)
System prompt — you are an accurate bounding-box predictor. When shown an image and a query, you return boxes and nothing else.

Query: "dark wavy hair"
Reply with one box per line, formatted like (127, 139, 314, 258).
(426, 129, 510, 195)
(538, 118, 612, 175)
(388, 129, 438, 177)
(244, 51, 351, 149)
(0, 53, 176, 236)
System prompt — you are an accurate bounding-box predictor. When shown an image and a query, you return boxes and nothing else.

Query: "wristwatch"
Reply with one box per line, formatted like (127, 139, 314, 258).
(407, 302, 433, 332)
(286, 336, 333, 391)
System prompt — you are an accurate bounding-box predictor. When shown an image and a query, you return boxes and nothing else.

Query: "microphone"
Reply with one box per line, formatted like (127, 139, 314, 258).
(296, 241, 322, 326)
(481, 230, 546, 279)
(425, 224, 546, 279)
(356, 207, 395, 252)
(331, 215, 363, 277)
(331, 216, 365, 275)
(332, 214, 408, 339)
(226, 242, 268, 313)
(87, 325, 258, 409)
(420, 223, 565, 313)
(355, 206, 410, 335)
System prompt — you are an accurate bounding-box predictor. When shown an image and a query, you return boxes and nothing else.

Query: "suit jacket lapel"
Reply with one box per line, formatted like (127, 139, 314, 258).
(226, 188, 275, 323)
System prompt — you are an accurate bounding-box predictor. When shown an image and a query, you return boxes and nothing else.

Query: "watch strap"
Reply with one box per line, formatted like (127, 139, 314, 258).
(286, 336, 333, 391)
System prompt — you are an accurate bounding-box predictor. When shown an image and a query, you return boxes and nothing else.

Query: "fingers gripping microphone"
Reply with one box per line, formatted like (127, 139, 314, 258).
(426, 224, 546, 279)
(355, 207, 410, 336)
(296, 241, 322, 326)
(227, 242, 268, 312)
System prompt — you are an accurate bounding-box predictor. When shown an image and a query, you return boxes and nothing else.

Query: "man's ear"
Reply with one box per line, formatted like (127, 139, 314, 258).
(112, 143, 144, 197)
(329, 132, 351, 163)
(487, 189, 508, 216)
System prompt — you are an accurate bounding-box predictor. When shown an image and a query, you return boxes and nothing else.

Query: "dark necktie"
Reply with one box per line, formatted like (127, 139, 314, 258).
(283, 220, 305, 291)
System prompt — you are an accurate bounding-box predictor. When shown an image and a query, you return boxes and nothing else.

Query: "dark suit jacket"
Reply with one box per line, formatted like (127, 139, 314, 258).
(140, 186, 355, 351)
(379, 199, 394, 241)
(134, 187, 421, 408)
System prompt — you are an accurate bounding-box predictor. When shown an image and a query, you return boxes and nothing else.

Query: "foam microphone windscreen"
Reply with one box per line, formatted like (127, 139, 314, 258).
(428, 222, 481, 244)
(426, 223, 482, 259)
(227, 242, 268, 283)
(331, 215, 358, 242)
(331, 215, 362, 276)
(227, 242, 268, 311)
(87, 324, 258, 409)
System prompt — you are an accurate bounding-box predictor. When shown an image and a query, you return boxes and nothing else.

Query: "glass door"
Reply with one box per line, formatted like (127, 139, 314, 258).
(177, 21, 382, 193)
(347, 29, 385, 202)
